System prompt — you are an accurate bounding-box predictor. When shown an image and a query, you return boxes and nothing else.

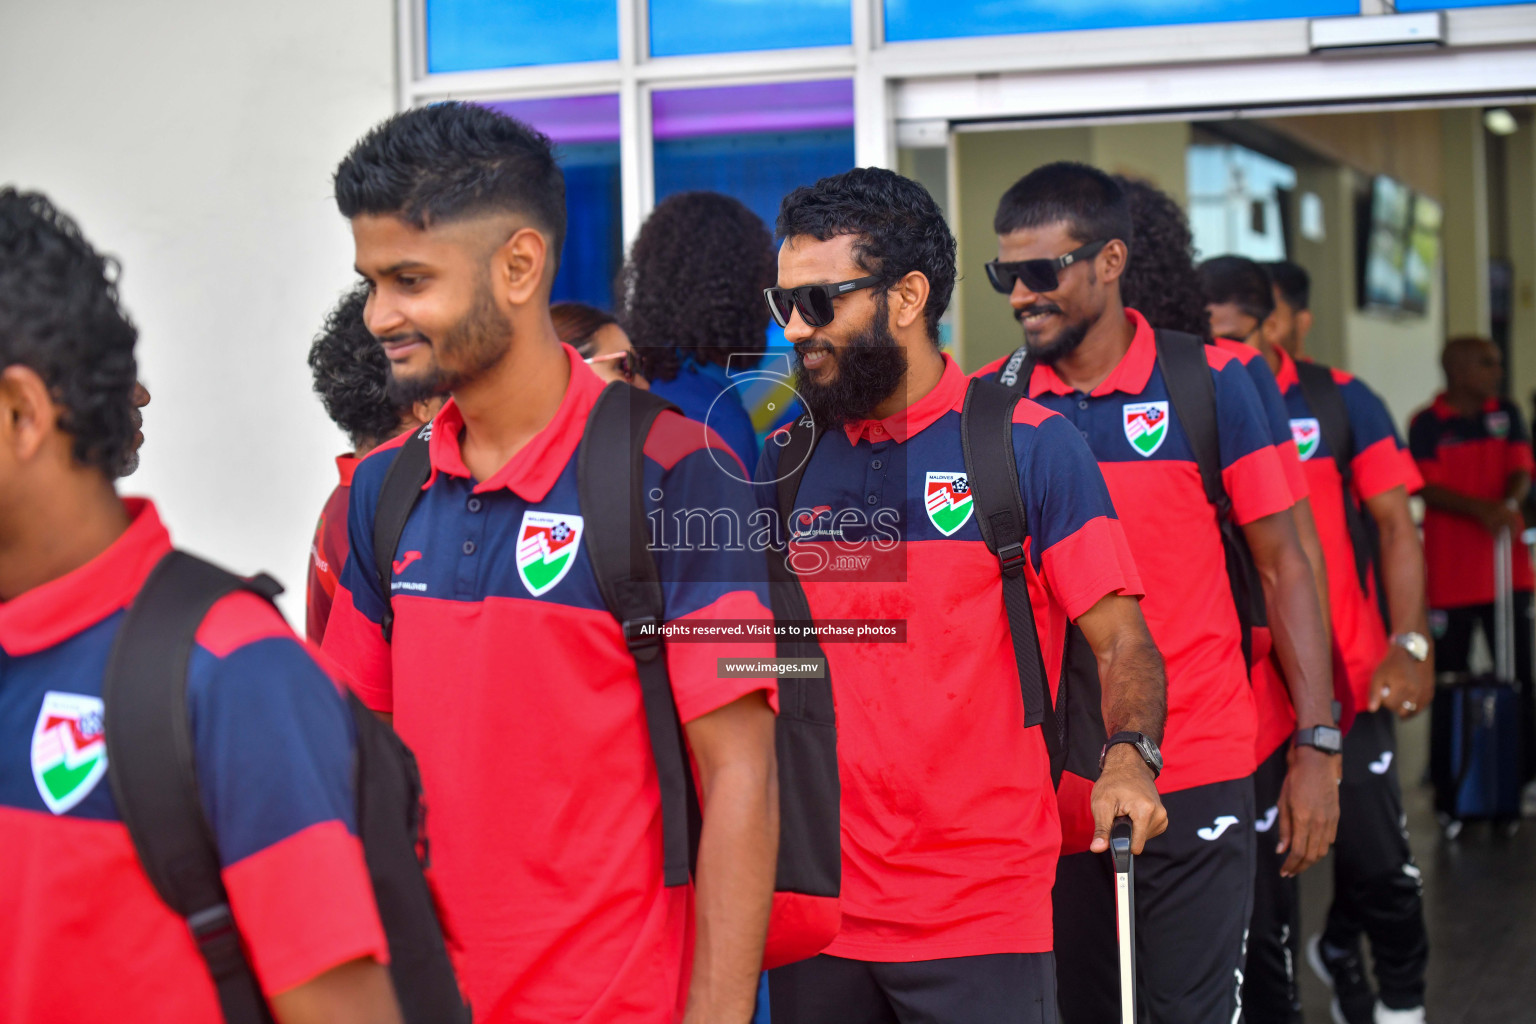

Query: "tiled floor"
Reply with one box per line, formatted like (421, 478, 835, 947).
(1296, 713, 1536, 1024)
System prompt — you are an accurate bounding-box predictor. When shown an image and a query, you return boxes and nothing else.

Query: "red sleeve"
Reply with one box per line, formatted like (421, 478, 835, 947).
(1353, 436, 1420, 502)
(1223, 446, 1296, 525)
(320, 585, 394, 712)
(664, 590, 779, 724)
(1277, 441, 1310, 503)
(223, 820, 388, 996)
(1040, 516, 1144, 622)
(1509, 440, 1535, 477)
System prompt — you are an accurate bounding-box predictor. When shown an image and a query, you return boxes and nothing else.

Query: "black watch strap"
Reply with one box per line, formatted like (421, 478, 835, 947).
(1294, 725, 1343, 754)
(1101, 730, 1162, 779)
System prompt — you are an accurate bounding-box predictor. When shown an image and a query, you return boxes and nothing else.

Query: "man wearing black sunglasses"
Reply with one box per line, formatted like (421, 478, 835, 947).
(762, 167, 1168, 1024)
(979, 162, 1335, 1024)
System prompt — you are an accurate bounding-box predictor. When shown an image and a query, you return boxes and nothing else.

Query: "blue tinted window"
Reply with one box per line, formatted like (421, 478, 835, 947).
(884, 0, 1355, 42)
(484, 98, 622, 308)
(428, 0, 616, 72)
(650, 0, 850, 56)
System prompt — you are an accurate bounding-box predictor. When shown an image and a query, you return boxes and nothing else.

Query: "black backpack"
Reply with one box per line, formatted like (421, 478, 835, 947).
(372, 382, 841, 968)
(995, 329, 1267, 666)
(1293, 359, 1382, 614)
(102, 551, 471, 1024)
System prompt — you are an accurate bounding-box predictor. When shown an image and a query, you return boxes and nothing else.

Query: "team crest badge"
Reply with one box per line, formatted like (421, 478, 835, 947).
(1123, 401, 1169, 457)
(516, 511, 584, 597)
(925, 472, 974, 536)
(1290, 418, 1321, 461)
(1487, 411, 1511, 439)
(31, 691, 108, 815)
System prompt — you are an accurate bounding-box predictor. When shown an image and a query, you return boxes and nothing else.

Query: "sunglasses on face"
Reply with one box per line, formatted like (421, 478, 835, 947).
(584, 350, 636, 383)
(764, 275, 882, 329)
(985, 239, 1109, 296)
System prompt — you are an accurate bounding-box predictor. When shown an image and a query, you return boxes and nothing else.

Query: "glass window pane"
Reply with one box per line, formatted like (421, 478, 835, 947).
(484, 97, 622, 309)
(428, 0, 617, 72)
(649, 0, 850, 57)
(1396, 0, 1525, 7)
(1187, 143, 1297, 263)
(884, 0, 1355, 43)
(652, 81, 855, 439)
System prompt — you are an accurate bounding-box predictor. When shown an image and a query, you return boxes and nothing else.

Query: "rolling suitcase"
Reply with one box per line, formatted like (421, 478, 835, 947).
(1111, 816, 1138, 1024)
(1432, 528, 1524, 831)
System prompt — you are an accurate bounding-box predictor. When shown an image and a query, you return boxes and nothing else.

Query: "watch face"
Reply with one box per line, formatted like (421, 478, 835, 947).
(1137, 737, 1163, 770)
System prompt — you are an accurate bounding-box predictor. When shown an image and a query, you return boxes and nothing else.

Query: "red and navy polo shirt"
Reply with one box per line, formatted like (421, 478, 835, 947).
(0, 499, 387, 1023)
(321, 343, 776, 1024)
(760, 354, 1142, 961)
(1211, 338, 1313, 762)
(1410, 393, 1535, 608)
(978, 309, 1295, 794)
(1274, 347, 1422, 716)
(307, 453, 359, 644)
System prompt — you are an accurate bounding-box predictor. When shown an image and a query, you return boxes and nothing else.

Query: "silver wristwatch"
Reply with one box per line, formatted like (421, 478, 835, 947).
(1391, 631, 1430, 663)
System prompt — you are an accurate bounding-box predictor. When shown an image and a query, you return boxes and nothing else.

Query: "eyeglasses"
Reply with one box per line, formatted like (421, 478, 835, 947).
(584, 350, 636, 383)
(764, 275, 882, 329)
(985, 240, 1108, 296)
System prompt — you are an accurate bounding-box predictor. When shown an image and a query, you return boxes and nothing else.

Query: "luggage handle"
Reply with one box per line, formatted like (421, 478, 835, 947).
(1495, 528, 1515, 685)
(1111, 815, 1136, 1024)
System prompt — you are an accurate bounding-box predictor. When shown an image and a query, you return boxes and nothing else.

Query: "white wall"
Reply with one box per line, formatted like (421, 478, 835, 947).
(0, 0, 396, 624)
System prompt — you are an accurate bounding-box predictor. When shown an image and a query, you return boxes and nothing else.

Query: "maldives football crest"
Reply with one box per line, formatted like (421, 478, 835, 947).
(516, 511, 584, 597)
(1291, 418, 1321, 461)
(925, 472, 974, 536)
(1123, 401, 1169, 457)
(31, 691, 108, 815)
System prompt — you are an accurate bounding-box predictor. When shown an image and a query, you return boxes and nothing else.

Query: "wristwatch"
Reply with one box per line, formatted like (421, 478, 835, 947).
(1391, 631, 1430, 663)
(1294, 725, 1344, 755)
(1101, 731, 1163, 779)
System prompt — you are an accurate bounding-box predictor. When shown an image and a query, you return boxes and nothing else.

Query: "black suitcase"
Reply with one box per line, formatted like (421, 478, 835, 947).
(1432, 529, 1524, 833)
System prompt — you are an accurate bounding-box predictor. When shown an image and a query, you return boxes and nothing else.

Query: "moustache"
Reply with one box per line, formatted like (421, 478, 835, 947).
(377, 331, 431, 347)
(1014, 304, 1063, 323)
(794, 339, 833, 358)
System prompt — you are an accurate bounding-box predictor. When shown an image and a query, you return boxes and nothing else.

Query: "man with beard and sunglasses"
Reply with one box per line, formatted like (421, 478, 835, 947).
(760, 167, 1167, 1024)
(979, 163, 1334, 1024)
(320, 103, 780, 1024)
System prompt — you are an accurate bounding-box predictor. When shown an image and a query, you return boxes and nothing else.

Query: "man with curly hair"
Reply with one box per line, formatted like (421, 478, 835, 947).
(621, 191, 777, 470)
(764, 166, 1167, 1023)
(321, 103, 779, 1024)
(0, 189, 402, 1023)
(306, 284, 441, 643)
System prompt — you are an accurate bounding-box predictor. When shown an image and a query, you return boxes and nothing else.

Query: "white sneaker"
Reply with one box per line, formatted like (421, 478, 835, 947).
(1374, 1003, 1426, 1024)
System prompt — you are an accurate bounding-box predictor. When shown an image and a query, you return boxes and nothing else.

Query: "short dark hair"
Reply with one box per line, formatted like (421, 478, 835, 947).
(0, 188, 138, 476)
(1199, 255, 1275, 324)
(1265, 260, 1310, 312)
(551, 301, 618, 358)
(776, 167, 955, 341)
(622, 191, 775, 382)
(993, 162, 1134, 250)
(1114, 175, 1210, 341)
(334, 102, 567, 270)
(308, 285, 409, 450)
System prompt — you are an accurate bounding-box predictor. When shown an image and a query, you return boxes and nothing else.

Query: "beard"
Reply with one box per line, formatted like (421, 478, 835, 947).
(385, 274, 513, 405)
(1017, 302, 1090, 366)
(793, 301, 908, 430)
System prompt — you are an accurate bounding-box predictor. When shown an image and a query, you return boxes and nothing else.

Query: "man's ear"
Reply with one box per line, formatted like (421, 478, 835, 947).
(890, 271, 931, 332)
(0, 365, 60, 463)
(493, 227, 551, 306)
(1098, 239, 1129, 284)
(1295, 308, 1314, 343)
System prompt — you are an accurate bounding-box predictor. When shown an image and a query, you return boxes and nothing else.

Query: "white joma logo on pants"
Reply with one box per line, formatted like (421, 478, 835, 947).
(1198, 815, 1241, 841)
(1369, 751, 1394, 775)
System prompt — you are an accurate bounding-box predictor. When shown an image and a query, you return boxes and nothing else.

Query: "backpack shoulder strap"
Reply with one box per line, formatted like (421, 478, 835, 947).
(1294, 360, 1354, 475)
(372, 424, 434, 642)
(103, 551, 286, 1024)
(960, 377, 1064, 783)
(1154, 329, 1230, 518)
(1294, 360, 1375, 590)
(577, 382, 697, 887)
(774, 412, 822, 526)
(995, 344, 1034, 394)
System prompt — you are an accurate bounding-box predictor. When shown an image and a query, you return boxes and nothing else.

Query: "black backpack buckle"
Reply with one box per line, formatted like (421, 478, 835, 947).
(997, 542, 1027, 578)
(622, 616, 663, 659)
(186, 903, 245, 979)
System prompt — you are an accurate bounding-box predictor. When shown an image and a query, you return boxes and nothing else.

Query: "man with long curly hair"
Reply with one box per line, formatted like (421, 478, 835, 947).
(621, 191, 777, 470)
(305, 284, 441, 643)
